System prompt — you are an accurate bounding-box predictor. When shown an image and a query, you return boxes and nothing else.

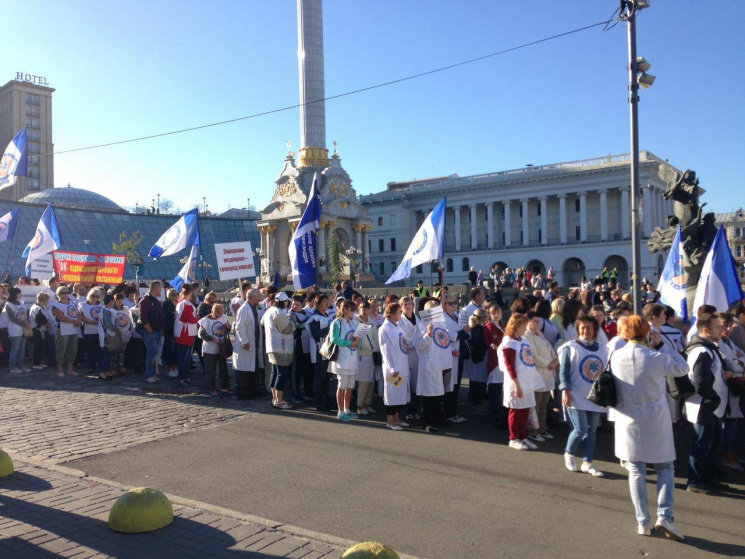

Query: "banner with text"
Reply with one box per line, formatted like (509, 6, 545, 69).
(53, 251, 127, 284)
(215, 241, 255, 280)
(29, 253, 55, 280)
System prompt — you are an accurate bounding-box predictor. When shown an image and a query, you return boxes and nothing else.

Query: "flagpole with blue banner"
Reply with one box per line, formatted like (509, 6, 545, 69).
(0, 128, 28, 197)
(289, 172, 322, 290)
(148, 207, 201, 261)
(0, 208, 21, 279)
(22, 204, 62, 275)
(657, 225, 688, 323)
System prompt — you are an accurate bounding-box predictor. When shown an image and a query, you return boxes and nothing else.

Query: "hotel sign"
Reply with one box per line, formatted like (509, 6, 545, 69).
(16, 72, 49, 86)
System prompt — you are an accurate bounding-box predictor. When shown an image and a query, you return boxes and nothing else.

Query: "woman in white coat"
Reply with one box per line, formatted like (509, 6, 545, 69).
(232, 289, 265, 398)
(399, 296, 420, 419)
(610, 316, 688, 541)
(414, 300, 449, 432)
(262, 294, 296, 410)
(378, 302, 411, 431)
(355, 301, 379, 416)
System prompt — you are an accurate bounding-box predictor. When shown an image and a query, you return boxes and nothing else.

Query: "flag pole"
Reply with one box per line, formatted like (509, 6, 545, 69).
(4, 207, 19, 280)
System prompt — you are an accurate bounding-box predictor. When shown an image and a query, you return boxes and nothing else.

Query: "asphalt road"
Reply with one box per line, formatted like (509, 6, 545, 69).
(71, 397, 745, 559)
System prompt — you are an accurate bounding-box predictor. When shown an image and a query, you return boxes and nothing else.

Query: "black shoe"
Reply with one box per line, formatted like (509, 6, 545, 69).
(711, 481, 730, 491)
(686, 484, 714, 495)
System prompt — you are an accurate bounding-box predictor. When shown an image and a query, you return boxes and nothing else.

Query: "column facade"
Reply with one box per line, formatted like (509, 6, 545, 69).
(486, 202, 494, 249)
(470, 204, 478, 250)
(558, 194, 567, 245)
(642, 185, 652, 237)
(267, 225, 277, 273)
(503, 201, 511, 248)
(521, 198, 529, 247)
(599, 189, 608, 241)
(361, 225, 370, 272)
(454, 206, 462, 251)
(318, 221, 329, 271)
(620, 187, 630, 239)
(579, 192, 587, 243)
(353, 224, 363, 252)
(540, 197, 548, 246)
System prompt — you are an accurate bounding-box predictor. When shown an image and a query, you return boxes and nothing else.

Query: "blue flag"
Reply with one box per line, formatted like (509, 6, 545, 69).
(288, 173, 322, 289)
(170, 245, 198, 293)
(0, 128, 27, 192)
(387, 197, 446, 285)
(0, 208, 20, 244)
(148, 208, 201, 260)
(657, 225, 688, 322)
(691, 225, 744, 323)
(22, 204, 63, 275)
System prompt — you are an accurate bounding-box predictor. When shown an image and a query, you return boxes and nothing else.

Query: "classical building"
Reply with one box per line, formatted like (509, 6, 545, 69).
(361, 152, 680, 288)
(716, 208, 745, 283)
(258, 0, 372, 283)
(0, 76, 55, 199)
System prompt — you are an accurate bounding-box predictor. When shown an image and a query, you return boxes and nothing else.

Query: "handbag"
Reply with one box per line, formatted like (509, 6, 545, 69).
(365, 333, 383, 366)
(219, 337, 233, 360)
(666, 374, 695, 400)
(587, 366, 617, 408)
(106, 333, 124, 352)
(319, 320, 339, 361)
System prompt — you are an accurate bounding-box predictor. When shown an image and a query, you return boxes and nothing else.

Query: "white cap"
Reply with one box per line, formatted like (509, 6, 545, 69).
(276, 291, 291, 302)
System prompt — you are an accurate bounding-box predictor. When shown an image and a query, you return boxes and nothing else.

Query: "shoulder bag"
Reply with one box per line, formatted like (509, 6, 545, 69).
(319, 319, 339, 361)
(587, 357, 617, 408)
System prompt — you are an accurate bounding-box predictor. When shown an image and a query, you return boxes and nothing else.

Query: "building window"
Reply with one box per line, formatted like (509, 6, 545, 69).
(28, 156, 39, 165)
(575, 198, 580, 212)
(28, 167, 40, 178)
(416, 265, 423, 274)
(391, 262, 397, 274)
(28, 143, 40, 153)
(575, 225, 581, 241)
(26, 106, 40, 117)
(28, 178, 40, 189)
(26, 94, 40, 104)
(737, 245, 742, 258)
(537, 203, 541, 216)
(390, 238, 396, 251)
(377, 217, 383, 227)
(27, 130, 40, 142)
(368, 239, 371, 254)
(736, 227, 742, 238)
(462, 257, 469, 272)
(446, 258, 453, 272)
(538, 229, 542, 243)
(379, 262, 384, 275)
(378, 239, 384, 252)
(26, 118, 40, 129)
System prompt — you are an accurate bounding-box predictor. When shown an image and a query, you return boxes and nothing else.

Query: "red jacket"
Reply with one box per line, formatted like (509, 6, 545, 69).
(484, 321, 504, 373)
(174, 300, 199, 346)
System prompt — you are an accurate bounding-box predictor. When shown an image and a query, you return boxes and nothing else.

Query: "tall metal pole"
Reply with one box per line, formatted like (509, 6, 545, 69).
(626, 3, 642, 314)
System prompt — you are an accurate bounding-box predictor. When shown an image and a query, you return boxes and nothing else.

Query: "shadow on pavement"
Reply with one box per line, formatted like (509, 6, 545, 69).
(0, 471, 54, 492)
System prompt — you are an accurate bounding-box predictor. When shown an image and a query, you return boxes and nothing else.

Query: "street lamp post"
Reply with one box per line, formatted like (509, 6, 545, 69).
(620, 0, 654, 314)
(345, 246, 362, 288)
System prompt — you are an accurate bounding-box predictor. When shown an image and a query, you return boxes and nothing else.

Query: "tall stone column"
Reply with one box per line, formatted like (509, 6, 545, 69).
(470, 204, 478, 250)
(521, 198, 529, 247)
(540, 197, 548, 246)
(503, 201, 512, 248)
(317, 221, 327, 272)
(454, 206, 462, 251)
(599, 189, 608, 241)
(267, 225, 277, 273)
(486, 202, 494, 249)
(362, 225, 370, 273)
(642, 185, 652, 237)
(558, 194, 567, 245)
(353, 224, 363, 252)
(579, 192, 587, 243)
(620, 187, 630, 239)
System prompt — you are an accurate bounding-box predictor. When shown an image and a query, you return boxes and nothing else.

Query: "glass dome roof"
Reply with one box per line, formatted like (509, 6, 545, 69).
(21, 186, 125, 212)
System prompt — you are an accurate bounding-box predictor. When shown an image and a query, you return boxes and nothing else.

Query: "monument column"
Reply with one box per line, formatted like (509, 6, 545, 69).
(503, 201, 512, 248)
(470, 204, 478, 250)
(642, 185, 652, 237)
(267, 225, 277, 273)
(362, 225, 370, 273)
(317, 221, 327, 271)
(540, 197, 548, 246)
(599, 189, 608, 241)
(620, 187, 630, 239)
(353, 224, 363, 252)
(521, 198, 529, 247)
(558, 194, 567, 245)
(579, 192, 587, 243)
(454, 206, 462, 251)
(486, 202, 494, 249)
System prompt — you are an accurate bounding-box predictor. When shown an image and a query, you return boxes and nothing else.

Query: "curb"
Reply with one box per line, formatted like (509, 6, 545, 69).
(10, 453, 420, 559)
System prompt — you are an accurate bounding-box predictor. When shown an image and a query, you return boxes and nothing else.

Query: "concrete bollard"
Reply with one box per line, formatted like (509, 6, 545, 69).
(0, 449, 13, 478)
(343, 542, 400, 559)
(108, 487, 174, 533)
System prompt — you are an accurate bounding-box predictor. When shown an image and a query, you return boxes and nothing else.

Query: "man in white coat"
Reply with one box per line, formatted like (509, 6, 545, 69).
(233, 289, 265, 398)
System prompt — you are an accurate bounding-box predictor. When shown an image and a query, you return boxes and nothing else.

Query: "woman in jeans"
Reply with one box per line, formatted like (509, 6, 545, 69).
(610, 315, 688, 540)
(4, 287, 29, 372)
(198, 303, 231, 395)
(161, 289, 179, 377)
(30, 292, 51, 370)
(174, 285, 199, 387)
(558, 315, 608, 476)
(263, 293, 295, 409)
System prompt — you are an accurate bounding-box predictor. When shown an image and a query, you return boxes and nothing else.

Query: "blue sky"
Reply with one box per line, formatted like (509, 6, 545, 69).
(8, 0, 744, 214)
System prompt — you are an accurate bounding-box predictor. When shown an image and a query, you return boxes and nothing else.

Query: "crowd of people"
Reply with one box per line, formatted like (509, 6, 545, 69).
(1, 272, 744, 543)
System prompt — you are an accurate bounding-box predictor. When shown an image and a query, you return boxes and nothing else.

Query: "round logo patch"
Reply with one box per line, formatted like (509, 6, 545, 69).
(345, 330, 357, 352)
(0, 221, 7, 236)
(398, 333, 409, 355)
(115, 313, 129, 328)
(579, 355, 604, 383)
(519, 343, 535, 367)
(412, 229, 428, 256)
(90, 307, 102, 320)
(67, 305, 79, 319)
(211, 321, 225, 337)
(161, 225, 182, 249)
(0, 152, 18, 180)
(16, 307, 27, 321)
(433, 327, 449, 349)
(29, 228, 44, 250)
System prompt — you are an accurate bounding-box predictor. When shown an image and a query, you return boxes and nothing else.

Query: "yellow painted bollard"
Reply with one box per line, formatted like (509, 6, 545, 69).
(0, 449, 13, 478)
(108, 487, 173, 533)
(343, 542, 400, 559)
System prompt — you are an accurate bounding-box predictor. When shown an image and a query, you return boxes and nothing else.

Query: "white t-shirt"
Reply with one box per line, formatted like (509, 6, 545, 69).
(4, 302, 28, 337)
(198, 315, 228, 355)
(53, 301, 81, 336)
(79, 302, 103, 335)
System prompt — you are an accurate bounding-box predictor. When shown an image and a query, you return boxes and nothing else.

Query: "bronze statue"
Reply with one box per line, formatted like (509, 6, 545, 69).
(648, 170, 718, 314)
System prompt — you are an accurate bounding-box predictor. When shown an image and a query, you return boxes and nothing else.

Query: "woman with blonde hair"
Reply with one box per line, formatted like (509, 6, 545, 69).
(498, 313, 545, 450)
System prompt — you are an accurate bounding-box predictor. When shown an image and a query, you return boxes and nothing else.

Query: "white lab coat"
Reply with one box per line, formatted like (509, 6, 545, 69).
(443, 311, 462, 391)
(399, 314, 419, 392)
(414, 323, 445, 397)
(378, 319, 411, 406)
(499, 336, 544, 409)
(232, 302, 264, 371)
(610, 342, 689, 463)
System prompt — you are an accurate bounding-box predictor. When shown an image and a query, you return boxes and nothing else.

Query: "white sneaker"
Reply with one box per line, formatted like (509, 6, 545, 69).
(365, 407, 376, 414)
(655, 518, 684, 542)
(540, 431, 555, 440)
(168, 370, 178, 378)
(32, 365, 45, 370)
(22, 367, 32, 372)
(9, 368, 22, 373)
(528, 434, 545, 442)
(638, 525, 652, 537)
(508, 439, 528, 450)
(386, 423, 403, 431)
(145, 377, 159, 383)
(564, 452, 578, 472)
(581, 462, 605, 477)
(522, 439, 538, 450)
(398, 421, 410, 427)
(357, 408, 369, 416)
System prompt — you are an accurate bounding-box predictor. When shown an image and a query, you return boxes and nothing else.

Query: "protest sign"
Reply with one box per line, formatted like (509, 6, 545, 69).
(420, 305, 445, 326)
(29, 253, 55, 280)
(458, 310, 470, 327)
(353, 323, 372, 337)
(215, 241, 255, 280)
(53, 251, 126, 285)
(18, 285, 44, 306)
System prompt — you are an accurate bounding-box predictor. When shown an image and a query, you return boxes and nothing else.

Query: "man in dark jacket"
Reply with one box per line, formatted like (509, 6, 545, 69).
(138, 281, 165, 383)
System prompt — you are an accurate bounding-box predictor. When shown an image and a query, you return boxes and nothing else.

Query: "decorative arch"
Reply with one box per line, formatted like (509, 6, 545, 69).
(491, 261, 509, 273)
(562, 257, 586, 288)
(462, 257, 470, 272)
(526, 259, 546, 276)
(603, 255, 629, 288)
(446, 258, 453, 273)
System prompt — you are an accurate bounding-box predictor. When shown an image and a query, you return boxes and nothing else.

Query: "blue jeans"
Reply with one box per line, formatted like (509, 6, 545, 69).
(688, 406, 722, 487)
(626, 461, 675, 526)
(270, 363, 291, 391)
(140, 329, 161, 379)
(176, 343, 193, 380)
(84, 334, 100, 373)
(565, 408, 601, 462)
(9, 335, 27, 370)
(162, 335, 177, 367)
(100, 348, 112, 373)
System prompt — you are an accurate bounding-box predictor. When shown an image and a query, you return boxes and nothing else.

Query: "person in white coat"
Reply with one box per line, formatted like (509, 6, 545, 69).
(355, 301, 379, 416)
(718, 313, 745, 471)
(644, 303, 681, 423)
(414, 300, 449, 432)
(329, 300, 360, 421)
(378, 302, 411, 431)
(399, 296, 420, 420)
(232, 289, 265, 398)
(262, 293, 296, 410)
(610, 315, 688, 541)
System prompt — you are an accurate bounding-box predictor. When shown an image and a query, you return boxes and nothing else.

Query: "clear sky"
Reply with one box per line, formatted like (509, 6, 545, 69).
(7, 0, 744, 215)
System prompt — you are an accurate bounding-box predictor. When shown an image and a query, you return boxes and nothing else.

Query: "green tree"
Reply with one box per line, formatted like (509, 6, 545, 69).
(327, 231, 345, 286)
(112, 230, 144, 270)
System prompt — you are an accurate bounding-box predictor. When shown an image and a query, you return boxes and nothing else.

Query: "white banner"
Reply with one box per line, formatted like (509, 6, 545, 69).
(29, 253, 55, 280)
(420, 305, 445, 326)
(19, 285, 43, 306)
(215, 241, 255, 280)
